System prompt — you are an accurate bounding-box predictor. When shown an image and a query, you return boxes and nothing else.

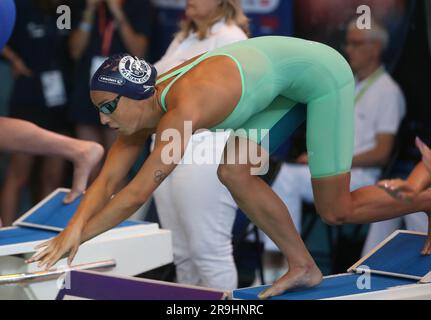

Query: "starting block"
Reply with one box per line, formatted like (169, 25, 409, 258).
(233, 273, 416, 300)
(233, 230, 431, 300)
(0, 189, 173, 300)
(2, 189, 430, 300)
(58, 230, 431, 301)
(349, 231, 431, 282)
(13, 189, 138, 232)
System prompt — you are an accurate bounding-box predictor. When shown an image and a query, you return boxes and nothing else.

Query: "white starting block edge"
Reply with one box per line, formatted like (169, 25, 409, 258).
(1, 190, 175, 300)
(348, 230, 431, 282)
(327, 282, 431, 300)
(232, 273, 431, 301)
(0, 223, 162, 257)
(2, 187, 162, 257)
(320, 273, 431, 300)
(0, 228, 173, 300)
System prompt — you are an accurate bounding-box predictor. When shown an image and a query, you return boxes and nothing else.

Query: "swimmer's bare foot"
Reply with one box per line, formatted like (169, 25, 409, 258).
(63, 142, 104, 204)
(258, 263, 323, 299)
(422, 211, 431, 256)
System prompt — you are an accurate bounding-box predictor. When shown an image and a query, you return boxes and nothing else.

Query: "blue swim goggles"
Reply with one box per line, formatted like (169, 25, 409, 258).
(98, 95, 122, 114)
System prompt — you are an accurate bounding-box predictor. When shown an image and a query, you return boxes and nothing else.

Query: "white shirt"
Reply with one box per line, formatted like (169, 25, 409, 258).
(354, 69, 406, 156)
(154, 19, 248, 74)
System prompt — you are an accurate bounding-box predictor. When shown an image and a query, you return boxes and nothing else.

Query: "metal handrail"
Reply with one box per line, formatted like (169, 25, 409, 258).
(0, 259, 116, 285)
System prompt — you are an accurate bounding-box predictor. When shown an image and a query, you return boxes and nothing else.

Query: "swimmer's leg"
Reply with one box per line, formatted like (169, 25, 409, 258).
(218, 96, 323, 298)
(304, 84, 431, 253)
(218, 137, 322, 298)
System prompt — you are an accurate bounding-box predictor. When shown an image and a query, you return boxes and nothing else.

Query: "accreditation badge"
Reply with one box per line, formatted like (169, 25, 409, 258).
(41, 70, 67, 107)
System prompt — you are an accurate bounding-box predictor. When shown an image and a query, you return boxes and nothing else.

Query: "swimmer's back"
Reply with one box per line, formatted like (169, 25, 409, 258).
(157, 36, 355, 178)
(203, 36, 354, 129)
(158, 36, 353, 130)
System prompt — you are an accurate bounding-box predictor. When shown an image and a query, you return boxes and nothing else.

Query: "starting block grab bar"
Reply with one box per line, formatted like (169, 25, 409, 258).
(0, 259, 116, 285)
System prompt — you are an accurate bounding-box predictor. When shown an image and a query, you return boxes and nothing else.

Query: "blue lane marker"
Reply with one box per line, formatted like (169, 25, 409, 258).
(17, 191, 144, 230)
(232, 274, 416, 300)
(358, 233, 431, 278)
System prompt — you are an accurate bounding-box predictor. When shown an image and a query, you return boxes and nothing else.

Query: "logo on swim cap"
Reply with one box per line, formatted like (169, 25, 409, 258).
(98, 75, 126, 86)
(119, 56, 152, 84)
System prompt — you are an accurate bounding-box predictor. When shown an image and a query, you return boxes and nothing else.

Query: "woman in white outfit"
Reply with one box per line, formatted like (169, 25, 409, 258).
(152, 0, 249, 290)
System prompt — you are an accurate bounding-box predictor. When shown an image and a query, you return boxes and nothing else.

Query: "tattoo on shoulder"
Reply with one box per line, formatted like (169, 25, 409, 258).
(154, 170, 167, 183)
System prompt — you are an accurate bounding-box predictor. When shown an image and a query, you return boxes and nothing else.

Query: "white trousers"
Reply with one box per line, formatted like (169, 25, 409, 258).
(263, 163, 379, 251)
(153, 132, 238, 290)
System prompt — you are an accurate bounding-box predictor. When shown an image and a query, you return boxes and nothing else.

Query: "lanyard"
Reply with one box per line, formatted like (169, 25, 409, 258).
(355, 67, 385, 104)
(98, 2, 125, 56)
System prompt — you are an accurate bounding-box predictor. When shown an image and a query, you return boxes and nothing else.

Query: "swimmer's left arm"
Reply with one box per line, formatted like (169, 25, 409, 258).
(81, 107, 200, 242)
(378, 161, 431, 201)
(378, 138, 431, 201)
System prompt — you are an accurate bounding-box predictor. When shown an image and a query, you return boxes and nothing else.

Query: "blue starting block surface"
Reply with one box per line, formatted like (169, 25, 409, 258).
(0, 227, 58, 247)
(13, 189, 143, 232)
(57, 270, 227, 300)
(350, 231, 431, 280)
(232, 274, 416, 300)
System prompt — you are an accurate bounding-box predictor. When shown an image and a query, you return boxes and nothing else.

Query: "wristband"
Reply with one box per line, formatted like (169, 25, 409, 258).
(78, 21, 93, 33)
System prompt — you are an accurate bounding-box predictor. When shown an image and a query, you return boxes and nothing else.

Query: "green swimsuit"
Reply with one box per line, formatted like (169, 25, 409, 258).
(156, 36, 355, 178)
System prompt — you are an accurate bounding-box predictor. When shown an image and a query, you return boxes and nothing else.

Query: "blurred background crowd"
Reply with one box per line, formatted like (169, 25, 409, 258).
(0, 0, 430, 289)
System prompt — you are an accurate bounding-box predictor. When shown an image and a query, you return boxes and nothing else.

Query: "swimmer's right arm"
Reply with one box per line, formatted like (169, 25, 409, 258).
(68, 129, 152, 229)
(26, 129, 152, 267)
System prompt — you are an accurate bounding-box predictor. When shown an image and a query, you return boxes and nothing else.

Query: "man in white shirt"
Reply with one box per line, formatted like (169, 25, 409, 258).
(261, 20, 424, 279)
